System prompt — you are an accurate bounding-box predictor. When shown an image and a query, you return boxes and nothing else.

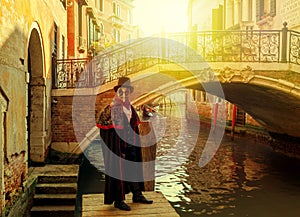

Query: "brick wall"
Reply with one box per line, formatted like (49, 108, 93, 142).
(187, 97, 262, 128)
(52, 88, 263, 145)
(4, 151, 26, 206)
(51, 96, 77, 142)
(51, 90, 116, 143)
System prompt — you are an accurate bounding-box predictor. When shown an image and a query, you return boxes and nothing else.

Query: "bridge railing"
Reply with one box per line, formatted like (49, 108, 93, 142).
(52, 37, 161, 89)
(289, 30, 300, 65)
(52, 24, 300, 89)
(166, 30, 282, 62)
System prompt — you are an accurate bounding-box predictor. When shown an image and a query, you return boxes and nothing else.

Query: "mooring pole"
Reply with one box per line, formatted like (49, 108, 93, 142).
(231, 105, 237, 141)
(213, 100, 219, 127)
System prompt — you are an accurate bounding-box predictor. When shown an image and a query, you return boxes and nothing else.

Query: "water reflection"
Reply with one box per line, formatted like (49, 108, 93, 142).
(153, 107, 300, 217)
(79, 105, 300, 217)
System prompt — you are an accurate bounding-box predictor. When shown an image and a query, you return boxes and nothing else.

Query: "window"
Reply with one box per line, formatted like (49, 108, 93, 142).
(117, 5, 121, 17)
(100, 23, 104, 36)
(95, 29, 99, 43)
(212, 5, 223, 30)
(96, 0, 104, 12)
(100, 0, 104, 12)
(61, 35, 65, 59)
(256, 0, 276, 21)
(248, 0, 253, 21)
(264, 0, 270, 15)
(53, 23, 58, 56)
(270, 0, 276, 16)
(88, 17, 94, 48)
(117, 5, 120, 17)
(113, 28, 120, 42)
(256, 0, 263, 21)
(113, 2, 120, 17)
(128, 9, 132, 24)
(78, 4, 82, 37)
(113, 2, 116, 14)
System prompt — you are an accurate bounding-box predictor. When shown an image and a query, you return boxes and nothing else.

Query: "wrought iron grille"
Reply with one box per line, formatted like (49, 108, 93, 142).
(53, 58, 89, 88)
(166, 30, 281, 62)
(53, 27, 300, 89)
(289, 30, 300, 65)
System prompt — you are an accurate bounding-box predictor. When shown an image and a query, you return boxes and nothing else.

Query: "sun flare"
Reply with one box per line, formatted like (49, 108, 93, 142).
(133, 0, 188, 36)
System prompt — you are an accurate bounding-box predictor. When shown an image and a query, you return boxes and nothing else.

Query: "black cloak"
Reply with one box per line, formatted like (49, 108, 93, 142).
(97, 101, 145, 204)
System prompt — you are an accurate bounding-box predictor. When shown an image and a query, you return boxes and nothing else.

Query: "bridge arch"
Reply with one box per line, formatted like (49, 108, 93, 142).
(133, 71, 300, 138)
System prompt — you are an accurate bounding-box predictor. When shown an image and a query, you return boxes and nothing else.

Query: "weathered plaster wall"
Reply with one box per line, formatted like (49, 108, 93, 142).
(0, 0, 67, 211)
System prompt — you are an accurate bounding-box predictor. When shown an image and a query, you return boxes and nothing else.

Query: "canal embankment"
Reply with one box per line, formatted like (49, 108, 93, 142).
(190, 113, 300, 160)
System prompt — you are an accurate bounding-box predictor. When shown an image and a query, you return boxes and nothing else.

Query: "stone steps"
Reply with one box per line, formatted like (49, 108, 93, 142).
(30, 175, 78, 217)
(38, 175, 78, 183)
(33, 193, 77, 206)
(35, 182, 77, 194)
(30, 205, 76, 217)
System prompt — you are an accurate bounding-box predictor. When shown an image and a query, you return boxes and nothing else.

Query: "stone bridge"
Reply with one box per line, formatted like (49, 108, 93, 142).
(51, 62, 300, 156)
(132, 62, 300, 137)
(51, 29, 300, 156)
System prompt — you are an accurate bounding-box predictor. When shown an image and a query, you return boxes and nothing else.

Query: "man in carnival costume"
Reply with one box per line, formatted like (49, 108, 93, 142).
(97, 76, 153, 211)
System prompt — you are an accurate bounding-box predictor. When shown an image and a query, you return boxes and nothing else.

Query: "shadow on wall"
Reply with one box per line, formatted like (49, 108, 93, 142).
(0, 26, 46, 216)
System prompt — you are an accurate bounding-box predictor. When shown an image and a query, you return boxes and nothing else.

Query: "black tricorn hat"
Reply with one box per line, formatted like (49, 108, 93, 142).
(113, 76, 134, 92)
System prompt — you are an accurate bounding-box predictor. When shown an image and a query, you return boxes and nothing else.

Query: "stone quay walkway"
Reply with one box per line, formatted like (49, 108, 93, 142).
(82, 192, 180, 217)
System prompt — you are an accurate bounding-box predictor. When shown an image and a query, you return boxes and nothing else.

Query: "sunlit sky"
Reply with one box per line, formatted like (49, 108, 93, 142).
(133, 0, 188, 36)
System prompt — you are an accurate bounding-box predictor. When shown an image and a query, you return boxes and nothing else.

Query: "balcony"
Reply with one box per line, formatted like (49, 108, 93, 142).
(110, 15, 124, 28)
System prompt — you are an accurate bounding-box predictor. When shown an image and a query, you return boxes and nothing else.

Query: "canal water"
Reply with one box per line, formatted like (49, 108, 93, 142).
(76, 105, 300, 217)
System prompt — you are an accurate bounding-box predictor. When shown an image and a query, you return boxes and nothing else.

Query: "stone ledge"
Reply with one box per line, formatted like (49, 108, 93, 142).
(51, 142, 80, 154)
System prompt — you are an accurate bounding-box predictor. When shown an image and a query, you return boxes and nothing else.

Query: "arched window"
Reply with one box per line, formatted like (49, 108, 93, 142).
(256, 0, 276, 21)
(113, 2, 120, 17)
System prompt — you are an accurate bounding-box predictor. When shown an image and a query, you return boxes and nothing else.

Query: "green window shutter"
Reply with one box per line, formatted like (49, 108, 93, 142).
(270, 0, 276, 16)
(256, 0, 264, 21)
(88, 17, 94, 48)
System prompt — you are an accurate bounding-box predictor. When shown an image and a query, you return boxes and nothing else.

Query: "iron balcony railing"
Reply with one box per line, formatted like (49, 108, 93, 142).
(52, 56, 90, 88)
(52, 24, 300, 89)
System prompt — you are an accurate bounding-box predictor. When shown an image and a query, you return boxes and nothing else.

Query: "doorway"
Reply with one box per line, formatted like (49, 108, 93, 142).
(27, 27, 46, 164)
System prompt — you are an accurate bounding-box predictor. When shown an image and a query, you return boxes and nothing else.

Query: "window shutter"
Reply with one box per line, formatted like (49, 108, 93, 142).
(270, 0, 276, 16)
(88, 17, 94, 48)
(256, 0, 264, 21)
(113, 2, 116, 14)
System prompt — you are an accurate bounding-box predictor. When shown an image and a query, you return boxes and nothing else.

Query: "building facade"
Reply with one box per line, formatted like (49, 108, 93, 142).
(66, 0, 137, 58)
(188, 0, 300, 31)
(0, 0, 67, 213)
(187, 0, 300, 128)
(0, 0, 137, 214)
(224, 0, 300, 31)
